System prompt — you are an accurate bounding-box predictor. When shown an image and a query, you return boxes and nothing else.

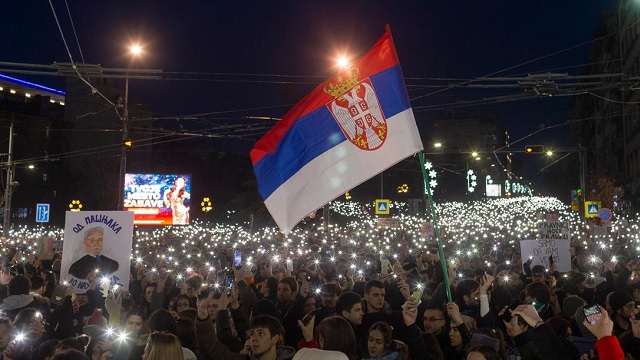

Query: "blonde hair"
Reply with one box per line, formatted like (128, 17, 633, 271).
(145, 332, 184, 360)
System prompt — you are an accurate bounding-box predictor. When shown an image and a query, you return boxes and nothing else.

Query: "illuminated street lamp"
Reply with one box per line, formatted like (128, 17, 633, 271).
(434, 142, 442, 148)
(201, 197, 212, 212)
(69, 199, 83, 212)
(117, 43, 143, 211)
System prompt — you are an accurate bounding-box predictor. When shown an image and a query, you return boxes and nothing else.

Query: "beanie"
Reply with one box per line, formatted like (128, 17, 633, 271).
(468, 333, 500, 352)
(562, 295, 587, 318)
(608, 291, 634, 314)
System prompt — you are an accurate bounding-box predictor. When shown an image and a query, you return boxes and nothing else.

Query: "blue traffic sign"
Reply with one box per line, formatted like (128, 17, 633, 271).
(36, 203, 50, 223)
(375, 199, 390, 215)
(598, 208, 612, 222)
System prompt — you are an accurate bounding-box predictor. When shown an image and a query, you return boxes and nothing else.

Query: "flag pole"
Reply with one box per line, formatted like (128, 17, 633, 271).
(418, 152, 452, 302)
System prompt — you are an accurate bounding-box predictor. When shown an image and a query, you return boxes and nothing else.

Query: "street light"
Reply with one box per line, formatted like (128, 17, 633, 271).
(117, 43, 143, 211)
(434, 142, 442, 148)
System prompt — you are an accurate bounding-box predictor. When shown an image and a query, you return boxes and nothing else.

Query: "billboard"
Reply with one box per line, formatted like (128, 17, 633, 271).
(124, 174, 191, 225)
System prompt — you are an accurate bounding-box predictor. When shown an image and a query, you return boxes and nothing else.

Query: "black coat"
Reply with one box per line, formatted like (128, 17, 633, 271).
(69, 254, 119, 279)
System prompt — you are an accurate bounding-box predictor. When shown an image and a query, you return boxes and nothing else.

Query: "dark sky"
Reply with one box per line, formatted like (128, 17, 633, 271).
(1, 1, 618, 157)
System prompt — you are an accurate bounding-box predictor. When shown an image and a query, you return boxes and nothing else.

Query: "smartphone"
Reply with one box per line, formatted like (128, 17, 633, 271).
(410, 288, 424, 303)
(582, 305, 602, 325)
(226, 275, 234, 290)
(301, 308, 319, 325)
(234, 250, 242, 269)
(529, 300, 545, 312)
(501, 299, 524, 322)
(407, 288, 424, 312)
(11, 339, 26, 358)
(286, 258, 294, 272)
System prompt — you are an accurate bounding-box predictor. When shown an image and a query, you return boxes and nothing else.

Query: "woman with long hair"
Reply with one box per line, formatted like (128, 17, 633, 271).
(364, 321, 406, 360)
(142, 332, 184, 360)
(295, 316, 358, 360)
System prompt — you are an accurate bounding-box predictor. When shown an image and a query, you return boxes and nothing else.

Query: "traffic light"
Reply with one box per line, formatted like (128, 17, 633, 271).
(576, 188, 583, 197)
(525, 145, 545, 153)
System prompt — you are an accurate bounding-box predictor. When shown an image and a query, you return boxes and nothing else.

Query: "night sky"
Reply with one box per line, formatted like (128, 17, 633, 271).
(1, 1, 619, 188)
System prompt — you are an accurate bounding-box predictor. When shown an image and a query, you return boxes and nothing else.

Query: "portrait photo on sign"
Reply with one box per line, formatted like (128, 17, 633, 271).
(60, 211, 134, 293)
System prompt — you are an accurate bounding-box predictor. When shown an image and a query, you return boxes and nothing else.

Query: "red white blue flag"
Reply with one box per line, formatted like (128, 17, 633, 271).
(251, 28, 423, 233)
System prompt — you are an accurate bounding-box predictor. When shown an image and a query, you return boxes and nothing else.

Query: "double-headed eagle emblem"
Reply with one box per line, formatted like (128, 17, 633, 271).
(325, 68, 387, 151)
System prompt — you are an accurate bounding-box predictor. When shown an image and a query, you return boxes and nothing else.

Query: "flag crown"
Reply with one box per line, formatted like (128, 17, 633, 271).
(324, 67, 360, 99)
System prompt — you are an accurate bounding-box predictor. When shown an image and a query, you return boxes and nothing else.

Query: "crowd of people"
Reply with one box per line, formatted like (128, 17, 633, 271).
(0, 196, 636, 360)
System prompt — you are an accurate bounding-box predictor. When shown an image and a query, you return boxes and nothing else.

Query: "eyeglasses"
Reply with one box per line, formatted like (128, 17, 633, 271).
(86, 238, 103, 244)
(424, 317, 445, 322)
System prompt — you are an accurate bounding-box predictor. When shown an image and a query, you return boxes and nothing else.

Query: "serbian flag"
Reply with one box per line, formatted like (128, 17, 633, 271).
(251, 27, 423, 233)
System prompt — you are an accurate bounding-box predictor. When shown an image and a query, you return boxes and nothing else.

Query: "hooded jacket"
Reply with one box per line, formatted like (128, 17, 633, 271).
(0, 294, 51, 321)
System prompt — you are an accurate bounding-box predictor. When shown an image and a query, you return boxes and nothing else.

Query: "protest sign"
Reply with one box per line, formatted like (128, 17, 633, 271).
(60, 211, 134, 293)
(521, 220, 571, 272)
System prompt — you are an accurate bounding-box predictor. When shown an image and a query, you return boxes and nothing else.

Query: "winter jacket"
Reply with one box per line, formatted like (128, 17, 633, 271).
(594, 336, 624, 360)
(0, 294, 51, 321)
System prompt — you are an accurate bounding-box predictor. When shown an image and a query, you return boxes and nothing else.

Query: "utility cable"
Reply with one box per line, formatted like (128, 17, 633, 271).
(64, 0, 85, 64)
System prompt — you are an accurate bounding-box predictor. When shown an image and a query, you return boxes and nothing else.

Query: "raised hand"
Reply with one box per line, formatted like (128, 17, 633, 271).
(479, 274, 494, 295)
(402, 298, 418, 326)
(197, 292, 214, 319)
(446, 302, 463, 326)
(297, 315, 315, 342)
(398, 280, 410, 300)
(581, 307, 613, 340)
(510, 304, 543, 328)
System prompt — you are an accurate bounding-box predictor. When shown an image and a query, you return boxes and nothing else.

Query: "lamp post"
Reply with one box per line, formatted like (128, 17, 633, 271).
(117, 44, 142, 211)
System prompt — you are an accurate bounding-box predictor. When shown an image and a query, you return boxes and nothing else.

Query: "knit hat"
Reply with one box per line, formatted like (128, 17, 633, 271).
(562, 295, 587, 318)
(468, 333, 500, 352)
(608, 291, 634, 313)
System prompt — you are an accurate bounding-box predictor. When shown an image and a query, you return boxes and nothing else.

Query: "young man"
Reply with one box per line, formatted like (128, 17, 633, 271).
(195, 292, 295, 360)
(359, 280, 406, 354)
(422, 305, 453, 358)
(336, 291, 364, 327)
(277, 277, 308, 348)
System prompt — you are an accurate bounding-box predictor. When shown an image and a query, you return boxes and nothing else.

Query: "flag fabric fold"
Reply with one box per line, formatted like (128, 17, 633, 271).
(251, 28, 423, 233)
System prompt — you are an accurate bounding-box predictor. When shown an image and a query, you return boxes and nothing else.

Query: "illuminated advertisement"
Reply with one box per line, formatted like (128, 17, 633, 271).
(124, 174, 191, 225)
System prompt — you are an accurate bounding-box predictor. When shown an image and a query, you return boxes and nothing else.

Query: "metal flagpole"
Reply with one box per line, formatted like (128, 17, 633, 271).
(418, 152, 452, 302)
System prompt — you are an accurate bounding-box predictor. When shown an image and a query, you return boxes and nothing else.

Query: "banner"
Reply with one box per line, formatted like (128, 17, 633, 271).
(60, 211, 134, 293)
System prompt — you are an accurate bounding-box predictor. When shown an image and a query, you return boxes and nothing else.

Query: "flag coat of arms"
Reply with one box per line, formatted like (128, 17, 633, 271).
(251, 28, 423, 233)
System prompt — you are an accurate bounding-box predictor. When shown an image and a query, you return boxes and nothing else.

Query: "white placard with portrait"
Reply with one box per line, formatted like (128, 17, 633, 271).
(60, 211, 134, 293)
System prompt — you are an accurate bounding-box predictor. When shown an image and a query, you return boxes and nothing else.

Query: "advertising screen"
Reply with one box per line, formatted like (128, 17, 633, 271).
(124, 174, 191, 225)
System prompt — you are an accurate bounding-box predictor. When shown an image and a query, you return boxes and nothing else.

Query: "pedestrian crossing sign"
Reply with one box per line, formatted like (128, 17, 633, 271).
(375, 199, 390, 215)
(584, 201, 601, 218)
